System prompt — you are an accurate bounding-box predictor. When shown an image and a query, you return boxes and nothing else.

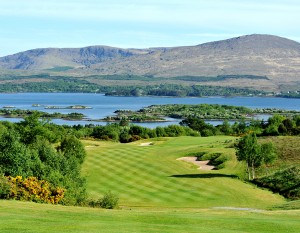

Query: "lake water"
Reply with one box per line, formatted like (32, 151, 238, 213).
(0, 93, 299, 128)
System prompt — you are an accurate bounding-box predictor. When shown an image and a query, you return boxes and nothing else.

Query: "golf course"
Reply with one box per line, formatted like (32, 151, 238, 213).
(1, 136, 299, 232)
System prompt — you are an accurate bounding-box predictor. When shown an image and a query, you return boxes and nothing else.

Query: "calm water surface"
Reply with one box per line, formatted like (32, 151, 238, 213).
(0, 93, 299, 127)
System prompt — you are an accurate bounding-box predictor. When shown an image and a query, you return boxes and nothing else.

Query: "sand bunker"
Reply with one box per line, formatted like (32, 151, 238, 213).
(177, 156, 215, 170)
(139, 142, 153, 146)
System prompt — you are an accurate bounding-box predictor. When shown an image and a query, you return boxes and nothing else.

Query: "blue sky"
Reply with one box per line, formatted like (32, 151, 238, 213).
(0, 0, 299, 56)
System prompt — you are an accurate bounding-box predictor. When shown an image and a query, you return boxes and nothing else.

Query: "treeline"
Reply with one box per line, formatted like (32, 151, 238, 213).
(0, 76, 100, 93)
(277, 92, 300, 98)
(171, 74, 269, 82)
(180, 114, 300, 137)
(0, 74, 266, 97)
(105, 84, 264, 97)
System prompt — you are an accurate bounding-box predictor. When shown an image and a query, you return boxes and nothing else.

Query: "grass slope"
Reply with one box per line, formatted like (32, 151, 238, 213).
(260, 136, 300, 167)
(82, 136, 284, 209)
(1, 200, 300, 233)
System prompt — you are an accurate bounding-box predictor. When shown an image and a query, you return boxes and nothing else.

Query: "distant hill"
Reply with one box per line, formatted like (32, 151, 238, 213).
(0, 34, 300, 91)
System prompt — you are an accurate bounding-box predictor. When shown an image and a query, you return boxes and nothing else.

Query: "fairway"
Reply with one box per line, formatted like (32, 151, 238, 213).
(1, 136, 300, 233)
(82, 136, 284, 209)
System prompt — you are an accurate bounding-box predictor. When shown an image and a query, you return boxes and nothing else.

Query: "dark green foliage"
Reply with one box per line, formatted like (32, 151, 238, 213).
(171, 75, 269, 82)
(197, 152, 228, 170)
(99, 191, 119, 209)
(254, 167, 300, 200)
(0, 119, 87, 206)
(218, 120, 233, 135)
(59, 136, 86, 164)
(0, 108, 85, 121)
(0, 76, 100, 93)
(0, 74, 267, 97)
(91, 124, 121, 141)
(277, 92, 300, 98)
(0, 175, 11, 198)
(105, 84, 265, 97)
(143, 104, 253, 120)
(90, 123, 199, 143)
(0, 131, 32, 177)
(87, 191, 119, 209)
(180, 116, 216, 136)
(119, 129, 131, 143)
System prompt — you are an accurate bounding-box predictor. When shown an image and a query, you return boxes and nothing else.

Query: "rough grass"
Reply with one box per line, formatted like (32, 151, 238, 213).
(263, 136, 300, 166)
(258, 136, 300, 175)
(272, 199, 300, 210)
(82, 136, 284, 209)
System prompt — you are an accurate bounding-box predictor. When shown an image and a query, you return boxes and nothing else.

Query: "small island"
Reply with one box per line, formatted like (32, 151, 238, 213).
(45, 105, 92, 109)
(102, 104, 300, 122)
(1, 104, 299, 123)
(2, 106, 16, 109)
(0, 109, 85, 120)
(102, 109, 166, 122)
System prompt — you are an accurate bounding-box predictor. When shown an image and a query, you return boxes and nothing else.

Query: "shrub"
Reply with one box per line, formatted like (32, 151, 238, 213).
(254, 166, 300, 200)
(197, 152, 228, 170)
(0, 175, 11, 198)
(99, 191, 119, 209)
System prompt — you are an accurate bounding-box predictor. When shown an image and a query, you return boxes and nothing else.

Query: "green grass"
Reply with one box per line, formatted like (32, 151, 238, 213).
(2, 136, 300, 232)
(272, 200, 300, 210)
(1, 200, 300, 233)
(82, 136, 284, 208)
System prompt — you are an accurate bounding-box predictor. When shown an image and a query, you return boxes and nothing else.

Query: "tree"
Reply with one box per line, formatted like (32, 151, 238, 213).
(235, 133, 276, 180)
(0, 131, 32, 177)
(264, 114, 285, 136)
(260, 141, 277, 174)
(58, 136, 86, 164)
(180, 116, 216, 136)
(219, 120, 232, 135)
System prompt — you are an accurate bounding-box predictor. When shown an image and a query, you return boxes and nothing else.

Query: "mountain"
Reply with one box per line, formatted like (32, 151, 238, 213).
(0, 46, 152, 70)
(1, 34, 300, 91)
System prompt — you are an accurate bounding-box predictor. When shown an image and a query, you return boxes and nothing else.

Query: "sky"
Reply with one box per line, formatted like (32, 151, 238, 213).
(0, 0, 299, 56)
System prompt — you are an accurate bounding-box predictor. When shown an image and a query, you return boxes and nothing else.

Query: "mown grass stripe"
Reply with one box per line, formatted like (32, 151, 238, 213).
(82, 137, 285, 208)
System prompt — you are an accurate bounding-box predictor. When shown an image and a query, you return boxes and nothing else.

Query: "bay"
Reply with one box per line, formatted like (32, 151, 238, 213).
(0, 93, 299, 128)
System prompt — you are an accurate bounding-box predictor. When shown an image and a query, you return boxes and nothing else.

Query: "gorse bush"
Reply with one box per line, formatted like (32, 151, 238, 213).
(0, 175, 64, 204)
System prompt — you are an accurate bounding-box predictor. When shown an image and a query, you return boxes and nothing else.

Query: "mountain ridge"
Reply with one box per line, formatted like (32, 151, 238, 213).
(0, 34, 300, 91)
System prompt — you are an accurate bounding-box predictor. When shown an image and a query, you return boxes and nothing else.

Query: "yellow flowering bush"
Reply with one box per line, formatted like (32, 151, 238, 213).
(4, 176, 64, 204)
